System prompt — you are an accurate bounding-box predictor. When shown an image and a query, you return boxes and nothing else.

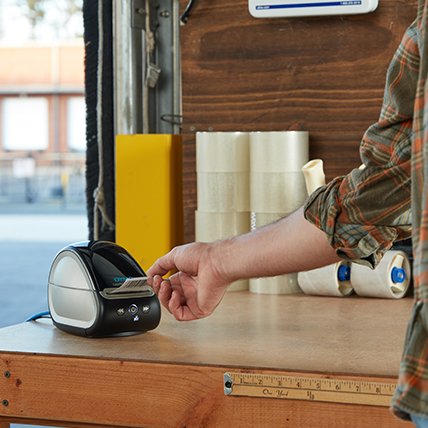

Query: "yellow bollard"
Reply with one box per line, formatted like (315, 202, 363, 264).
(115, 134, 183, 271)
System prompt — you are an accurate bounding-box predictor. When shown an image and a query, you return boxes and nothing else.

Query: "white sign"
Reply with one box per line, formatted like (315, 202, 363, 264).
(249, 0, 379, 18)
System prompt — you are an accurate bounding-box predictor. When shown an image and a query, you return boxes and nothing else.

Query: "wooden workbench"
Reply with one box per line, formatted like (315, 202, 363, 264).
(0, 292, 414, 427)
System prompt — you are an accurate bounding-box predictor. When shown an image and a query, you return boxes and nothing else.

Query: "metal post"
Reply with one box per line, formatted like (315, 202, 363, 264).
(155, 0, 182, 135)
(113, 0, 144, 135)
(113, 0, 181, 136)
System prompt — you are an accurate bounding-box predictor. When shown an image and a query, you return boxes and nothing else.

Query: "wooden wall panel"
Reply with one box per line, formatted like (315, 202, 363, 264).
(180, 0, 418, 242)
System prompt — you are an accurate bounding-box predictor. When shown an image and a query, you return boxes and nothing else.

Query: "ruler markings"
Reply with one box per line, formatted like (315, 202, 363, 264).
(233, 383, 392, 397)
(224, 372, 396, 407)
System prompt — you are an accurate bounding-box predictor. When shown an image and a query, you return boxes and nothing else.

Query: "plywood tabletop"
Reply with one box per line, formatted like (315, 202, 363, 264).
(0, 292, 414, 377)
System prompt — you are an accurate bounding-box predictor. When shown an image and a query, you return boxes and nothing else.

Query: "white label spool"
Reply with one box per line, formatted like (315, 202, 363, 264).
(350, 250, 411, 299)
(297, 262, 353, 297)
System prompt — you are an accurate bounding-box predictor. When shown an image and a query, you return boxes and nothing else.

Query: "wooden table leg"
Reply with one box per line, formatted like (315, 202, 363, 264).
(0, 423, 10, 428)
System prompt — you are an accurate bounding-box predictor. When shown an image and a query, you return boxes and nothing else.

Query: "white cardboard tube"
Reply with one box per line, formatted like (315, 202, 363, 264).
(350, 250, 411, 299)
(250, 131, 309, 172)
(197, 172, 250, 212)
(302, 159, 326, 195)
(250, 172, 307, 213)
(297, 262, 353, 297)
(249, 274, 302, 295)
(196, 132, 250, 172)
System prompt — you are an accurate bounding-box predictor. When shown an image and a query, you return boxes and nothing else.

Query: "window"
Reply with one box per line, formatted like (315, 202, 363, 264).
(2, 97, 49, 151)
(67, 96, 86, 151)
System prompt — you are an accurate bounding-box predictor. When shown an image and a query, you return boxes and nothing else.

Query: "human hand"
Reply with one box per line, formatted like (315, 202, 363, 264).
(147, 242, 231, 321)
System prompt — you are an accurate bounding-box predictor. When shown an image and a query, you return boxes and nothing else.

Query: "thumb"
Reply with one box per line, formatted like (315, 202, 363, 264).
(147, 248, 178, 278)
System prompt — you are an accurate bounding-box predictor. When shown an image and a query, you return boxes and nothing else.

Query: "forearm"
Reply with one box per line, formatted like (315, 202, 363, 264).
(214, 207, 341, 282)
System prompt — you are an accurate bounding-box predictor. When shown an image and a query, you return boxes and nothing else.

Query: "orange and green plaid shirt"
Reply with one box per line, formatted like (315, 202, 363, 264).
(304, 0, 428, 419)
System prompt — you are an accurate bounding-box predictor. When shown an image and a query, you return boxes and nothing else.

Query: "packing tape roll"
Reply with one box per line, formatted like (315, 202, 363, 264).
(250, 131, 309, 172)
(252, 212, 288, 229)
(195, 211, 251, 242)
(249, 274, 302, 295)
(350, 250, 411, 299)
(297, 262, 353, 297)
(197, 172, 250, 212)
(228, 279, 249, 292)
(250, 172, 308, 213)
(195, 211, 250, 292)
(302, 159, 326, 195)
(196, 132, 250, 172)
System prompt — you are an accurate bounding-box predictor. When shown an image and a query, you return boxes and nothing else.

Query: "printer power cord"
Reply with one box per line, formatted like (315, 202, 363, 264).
(26, 311, 51, 322)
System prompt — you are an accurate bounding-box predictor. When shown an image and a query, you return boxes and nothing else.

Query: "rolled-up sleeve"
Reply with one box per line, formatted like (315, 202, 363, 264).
(304, 19, 419, 267)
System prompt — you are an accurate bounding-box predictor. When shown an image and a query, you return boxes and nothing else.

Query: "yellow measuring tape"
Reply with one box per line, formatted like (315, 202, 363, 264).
(224, 372, 397, 407)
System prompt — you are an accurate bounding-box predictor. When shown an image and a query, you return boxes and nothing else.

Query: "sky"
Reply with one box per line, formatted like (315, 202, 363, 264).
(0, 0, 83, 44)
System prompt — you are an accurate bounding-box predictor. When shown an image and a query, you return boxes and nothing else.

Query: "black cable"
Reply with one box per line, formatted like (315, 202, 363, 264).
(180, 0, 197, 25)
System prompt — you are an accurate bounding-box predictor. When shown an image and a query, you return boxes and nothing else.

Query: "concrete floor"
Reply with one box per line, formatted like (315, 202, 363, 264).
(0, 204, 87, 428)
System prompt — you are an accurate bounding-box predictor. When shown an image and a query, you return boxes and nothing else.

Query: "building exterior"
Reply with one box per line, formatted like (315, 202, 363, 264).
(0, 41, 85, 204)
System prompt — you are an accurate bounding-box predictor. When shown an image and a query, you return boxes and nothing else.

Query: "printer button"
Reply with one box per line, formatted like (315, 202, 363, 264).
(128, 304, 138, 315)
(142, 305, 150, 314)
(116, 308, 125, 316)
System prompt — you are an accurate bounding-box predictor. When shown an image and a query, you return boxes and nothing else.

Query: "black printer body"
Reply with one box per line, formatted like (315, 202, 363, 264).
(48, 241, 161, 337)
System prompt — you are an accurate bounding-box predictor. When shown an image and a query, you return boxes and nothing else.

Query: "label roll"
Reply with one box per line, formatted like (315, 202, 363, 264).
(250, 131, 309, 173)
(196, 132, 250, 172)
(249, 274, 302, 295)
(250, 172, 307, 213)
(197, 172, 250, 212)
(297, 262, 353, 297)
(350, 250, 411, 299)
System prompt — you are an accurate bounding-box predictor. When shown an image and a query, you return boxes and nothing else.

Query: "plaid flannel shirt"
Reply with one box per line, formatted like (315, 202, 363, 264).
(304, 0, 428, 419)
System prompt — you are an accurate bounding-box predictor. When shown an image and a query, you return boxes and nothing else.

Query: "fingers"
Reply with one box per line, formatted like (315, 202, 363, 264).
(157, 279, 173, 308)
(169, 290, 198, 321)
(151, 275, 162, 294)
(153, 274, 200, 321)
(147, 248, 177, 278)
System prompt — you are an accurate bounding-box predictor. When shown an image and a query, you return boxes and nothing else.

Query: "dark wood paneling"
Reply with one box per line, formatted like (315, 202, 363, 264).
(181, 0, 418, 242)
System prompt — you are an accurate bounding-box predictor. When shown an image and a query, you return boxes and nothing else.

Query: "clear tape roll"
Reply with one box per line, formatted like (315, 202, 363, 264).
(249, 274, 302, 295)
(195, 211, 251, 242)
(197, 172, 250, 212)
(228, 279, 249, 292)
(252, 212, 288, 229)
(350, 250, 411, 299)
(297, 262, 353, 297)
(250, 172, 308, 213)
(302, 159, 326, 195)
(196, 132, 250, 172)
(250, 131, 309, 172)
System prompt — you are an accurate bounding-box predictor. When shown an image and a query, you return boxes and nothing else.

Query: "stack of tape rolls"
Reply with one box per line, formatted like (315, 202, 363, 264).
(249, 131, 309, 295)
(195, 132, 250, 291)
